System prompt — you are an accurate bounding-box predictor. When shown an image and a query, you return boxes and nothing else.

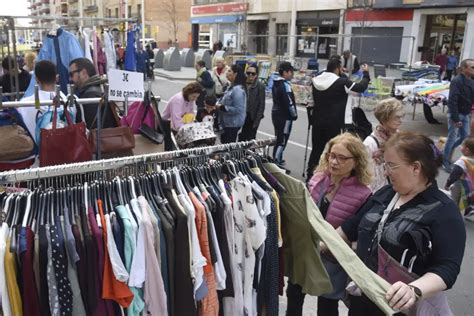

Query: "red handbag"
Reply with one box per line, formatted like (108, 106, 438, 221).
(39, 101, 92, 167)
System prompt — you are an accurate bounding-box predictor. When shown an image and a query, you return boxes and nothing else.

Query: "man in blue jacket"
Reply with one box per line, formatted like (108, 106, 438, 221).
(272, 61, 298, 166)
(443, 59, 474, 171)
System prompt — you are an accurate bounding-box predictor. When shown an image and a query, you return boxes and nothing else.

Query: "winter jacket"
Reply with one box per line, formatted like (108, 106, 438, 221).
(311, 71, 370, 129)
(447, 74, 474, 123)
(271, 77, 297, 120)
(24, 28, 84, 96)
(218, 84, 246, 128)
(246, 80, 266, 127)
(308, 171, 371, 229)
(75, 75, 117, 129)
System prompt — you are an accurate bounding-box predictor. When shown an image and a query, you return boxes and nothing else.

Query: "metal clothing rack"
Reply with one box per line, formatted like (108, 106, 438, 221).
(0, 138, 276, 184)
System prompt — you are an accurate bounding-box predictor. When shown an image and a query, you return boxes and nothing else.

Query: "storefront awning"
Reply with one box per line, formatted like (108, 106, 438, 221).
(247, 14, 270, 21)
(191, 15, 245, 24)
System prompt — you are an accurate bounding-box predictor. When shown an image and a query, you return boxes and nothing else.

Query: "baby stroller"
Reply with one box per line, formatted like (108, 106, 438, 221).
(175, 121, 217, 149)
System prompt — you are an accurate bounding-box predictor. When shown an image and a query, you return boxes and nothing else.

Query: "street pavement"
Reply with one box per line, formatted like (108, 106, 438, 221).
(150, 77, 474, 316)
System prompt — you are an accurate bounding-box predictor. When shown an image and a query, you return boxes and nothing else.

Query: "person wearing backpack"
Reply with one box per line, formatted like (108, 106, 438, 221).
(363, 98, 404, 192)
(306, 56, 370, 181)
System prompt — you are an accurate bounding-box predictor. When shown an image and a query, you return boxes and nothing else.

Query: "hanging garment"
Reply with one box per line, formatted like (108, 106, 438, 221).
(137, 197, 168, 315)
(5, 236, 24, 316)
(162, 183, 197, 316)
(19, 226, 41, 316)
(98, 200, 134, 308)
(189, 192, 219, 316)
(265, 163, 395, 315)
(88, 208, 116, 315)
(60, 214, 87, 316)
(24, 28, 84, 96)
(38, 225, 51, 316)
(124, 31, 137, 72)
(83, 29, 93, 62)
(103, 31, 117, 72)
(96, 35, 107, 75)
(115, 205, 145, 316)
(50, 218, 74, 316)
(45, 223, 60, 316)
(0, 222, 13, 316)
(72, 216, 90, 314)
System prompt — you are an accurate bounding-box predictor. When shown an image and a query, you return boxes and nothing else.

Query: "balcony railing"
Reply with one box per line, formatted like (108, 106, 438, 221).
(84, 4, 98, 12)
(69, 9, 79, 16)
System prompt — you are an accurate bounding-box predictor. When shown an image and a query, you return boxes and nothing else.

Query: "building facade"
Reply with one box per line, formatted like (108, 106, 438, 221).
(362, 0, 474, 65)
(246, 0, 346, 57)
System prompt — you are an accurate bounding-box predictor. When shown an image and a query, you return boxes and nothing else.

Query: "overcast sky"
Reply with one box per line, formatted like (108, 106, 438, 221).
(3, 0, 31, 26)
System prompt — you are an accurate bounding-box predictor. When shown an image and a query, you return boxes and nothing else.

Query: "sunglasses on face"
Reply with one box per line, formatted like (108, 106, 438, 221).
(69, 69, 81, 77)
(246, 72, 257, 76)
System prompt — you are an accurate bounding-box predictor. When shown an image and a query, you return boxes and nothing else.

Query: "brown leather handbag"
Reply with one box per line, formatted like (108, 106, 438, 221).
(89, 99, 135, 155)
(40, 101, 92, 167)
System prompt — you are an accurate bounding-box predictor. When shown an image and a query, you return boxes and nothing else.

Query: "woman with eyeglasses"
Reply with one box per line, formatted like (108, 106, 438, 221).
(328, 131, 465, 315)
(286, 133, 372, 316)
(364, 98, 404, 192)
(238, 63, 266, 141)
(213, 64, 247, 143)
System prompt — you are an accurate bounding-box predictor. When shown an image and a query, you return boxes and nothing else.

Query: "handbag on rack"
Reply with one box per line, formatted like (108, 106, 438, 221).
(0, 109, 35, 161)
(120, 95, 156, 134)
(137, 92, 164, 144)
(40, 100, 92, 167)
(89, 99, 135, 155)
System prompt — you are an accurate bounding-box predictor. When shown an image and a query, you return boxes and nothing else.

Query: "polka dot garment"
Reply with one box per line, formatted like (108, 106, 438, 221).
(50, 220, 74, 316)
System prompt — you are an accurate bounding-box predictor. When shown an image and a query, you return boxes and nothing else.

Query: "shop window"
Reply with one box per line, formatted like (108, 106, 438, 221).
(297, 25, 317, 57)
(276, 23, 288, 56)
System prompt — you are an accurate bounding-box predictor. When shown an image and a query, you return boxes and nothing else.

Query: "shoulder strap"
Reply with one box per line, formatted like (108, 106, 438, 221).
(376, 193, 399, 244)
(369, 135, 380, 148)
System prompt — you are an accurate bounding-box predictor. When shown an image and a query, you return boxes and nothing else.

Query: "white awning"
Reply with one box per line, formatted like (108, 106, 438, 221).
(247, 14, 270, 21)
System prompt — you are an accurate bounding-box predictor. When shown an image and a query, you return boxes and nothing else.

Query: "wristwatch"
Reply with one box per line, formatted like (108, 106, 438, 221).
(408, 285, 423, 301)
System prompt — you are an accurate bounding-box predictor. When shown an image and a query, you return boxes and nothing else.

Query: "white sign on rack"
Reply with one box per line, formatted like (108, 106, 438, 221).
(107, 69, 144, 102)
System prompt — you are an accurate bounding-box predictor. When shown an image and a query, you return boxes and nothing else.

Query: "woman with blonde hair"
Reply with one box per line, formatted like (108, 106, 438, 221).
(364, 97, 404, 192)
(286, 133, 372, 316)
(211, 57, 230, 98)
(24, 51, 36, 73)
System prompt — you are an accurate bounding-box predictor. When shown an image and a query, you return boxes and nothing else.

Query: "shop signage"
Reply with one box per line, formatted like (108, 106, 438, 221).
(321, 20, 334, 25)
(107, 69, 144, 102)
(191, 15, 245, 24)
(192, 2, 249, 16)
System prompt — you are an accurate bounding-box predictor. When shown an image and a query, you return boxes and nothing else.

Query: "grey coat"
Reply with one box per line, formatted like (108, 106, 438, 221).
(246, 80, 266, 127)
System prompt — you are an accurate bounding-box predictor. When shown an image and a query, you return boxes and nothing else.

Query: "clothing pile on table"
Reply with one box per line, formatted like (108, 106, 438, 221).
(395, 80, 450, 108)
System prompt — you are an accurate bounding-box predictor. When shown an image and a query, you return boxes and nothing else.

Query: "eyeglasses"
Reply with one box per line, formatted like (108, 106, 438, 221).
(325, 152, 354, 164)
(246, 72, 257, 76)
(383, 162, 401, 173)
(69, 69, 81, 77)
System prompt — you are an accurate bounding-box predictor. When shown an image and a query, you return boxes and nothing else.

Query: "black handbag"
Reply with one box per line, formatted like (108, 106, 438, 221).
(138, 92, 164, 144)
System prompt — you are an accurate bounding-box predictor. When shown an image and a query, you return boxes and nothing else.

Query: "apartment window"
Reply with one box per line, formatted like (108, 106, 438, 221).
(107, 8, 111, 17)
(137, 4, 141, 15)
(115, 8, 118, 18)
(128, 5, 131, 18)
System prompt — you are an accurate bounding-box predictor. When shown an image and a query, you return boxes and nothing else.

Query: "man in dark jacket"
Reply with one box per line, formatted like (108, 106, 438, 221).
(69, 57, 117, 129)
(195, 60, 215, 110)
(443, 58, 474, 171)
(1, 56, 31, 95)
(239, 63, 266, 141)
(272, 61, 298, 166)
(306, 56, 370, 178)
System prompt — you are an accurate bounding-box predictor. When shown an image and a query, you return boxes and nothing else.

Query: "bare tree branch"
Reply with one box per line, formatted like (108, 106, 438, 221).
(162, 0, 180, 41)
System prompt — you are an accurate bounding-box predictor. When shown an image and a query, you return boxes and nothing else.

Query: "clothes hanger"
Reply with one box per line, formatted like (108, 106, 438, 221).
(128, 176, 137, 200)
(21, 191, 33, 228)
(114, 176, 126, 206)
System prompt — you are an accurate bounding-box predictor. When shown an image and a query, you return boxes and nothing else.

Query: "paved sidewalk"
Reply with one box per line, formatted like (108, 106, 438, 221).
(154, 67, 196, 80)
